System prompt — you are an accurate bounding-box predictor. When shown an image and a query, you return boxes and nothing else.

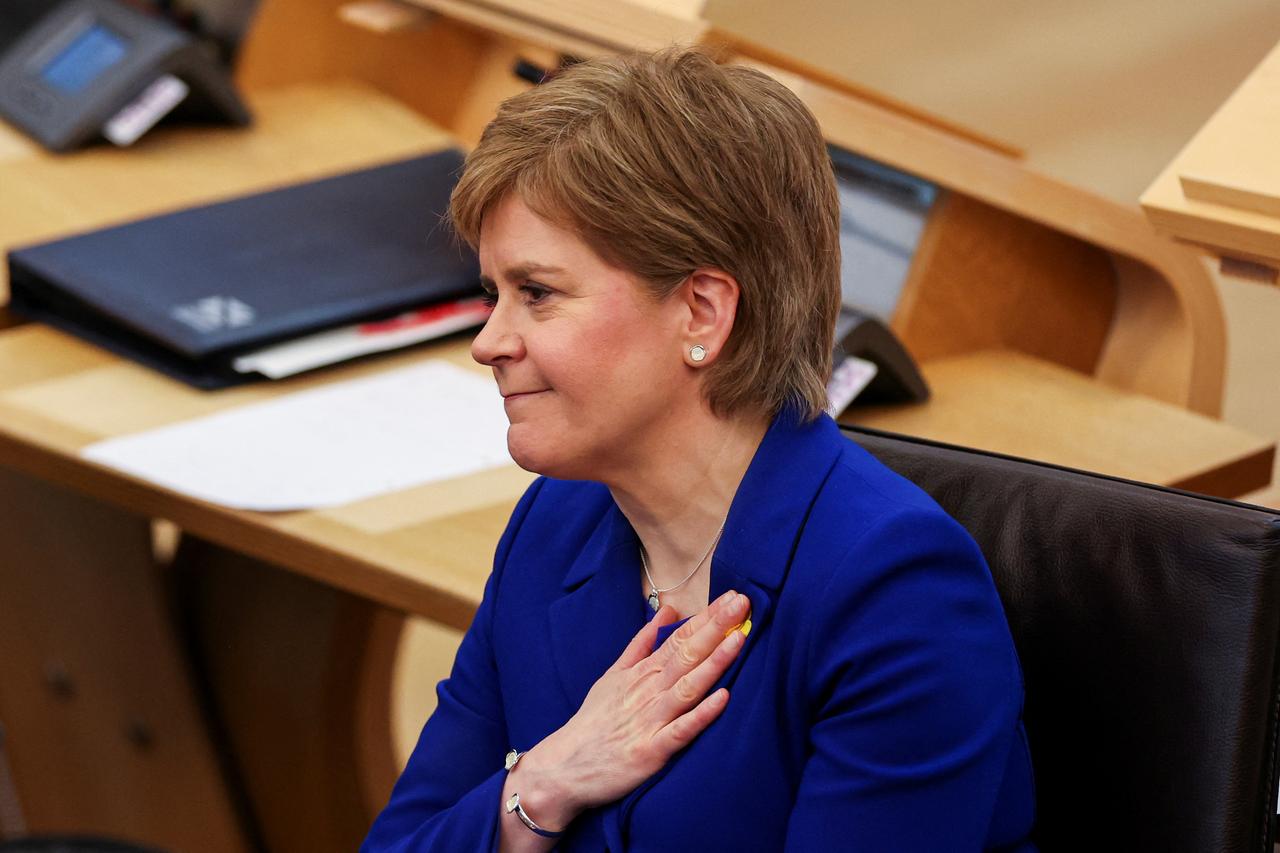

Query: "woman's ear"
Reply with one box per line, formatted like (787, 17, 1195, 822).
(680, 268, 739, 367)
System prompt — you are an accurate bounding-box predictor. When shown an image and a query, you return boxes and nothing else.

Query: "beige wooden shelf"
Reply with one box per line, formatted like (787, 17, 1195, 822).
(1142, 40, 1280, 266)
(401, 0, 708, 57)
(845, 349, 1274, 498)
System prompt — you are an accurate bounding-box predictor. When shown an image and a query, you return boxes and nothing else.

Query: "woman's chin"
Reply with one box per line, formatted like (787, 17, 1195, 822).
(508, 437, 596, 481)
(506, 431, 563, 477)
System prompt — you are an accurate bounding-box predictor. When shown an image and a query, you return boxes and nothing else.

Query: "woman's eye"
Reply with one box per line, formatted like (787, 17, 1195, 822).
(520, 283, 551, 304)
(480, 290, 499, 308)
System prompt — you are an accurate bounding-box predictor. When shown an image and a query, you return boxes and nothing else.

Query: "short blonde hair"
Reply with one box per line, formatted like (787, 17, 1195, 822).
(450, 47, 841, 421)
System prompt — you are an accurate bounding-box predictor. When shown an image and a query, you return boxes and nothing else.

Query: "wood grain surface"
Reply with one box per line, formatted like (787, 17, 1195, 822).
(1142, 41, 1280, 265)
(845, 349, 1275, 497)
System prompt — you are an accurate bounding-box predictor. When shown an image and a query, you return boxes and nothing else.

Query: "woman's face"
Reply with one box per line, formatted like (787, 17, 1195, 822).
(472, 195, 691, 480)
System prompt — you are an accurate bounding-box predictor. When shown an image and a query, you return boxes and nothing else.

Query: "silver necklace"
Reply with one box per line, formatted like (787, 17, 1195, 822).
(639, 522, 725, 612)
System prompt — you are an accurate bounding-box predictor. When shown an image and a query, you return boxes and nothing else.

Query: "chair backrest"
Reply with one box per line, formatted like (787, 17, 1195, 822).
(845, 425, 1280, 852)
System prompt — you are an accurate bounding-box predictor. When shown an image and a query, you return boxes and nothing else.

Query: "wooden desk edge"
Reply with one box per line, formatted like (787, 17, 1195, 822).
(1170, 443, 1276, 499)
(0, 428, 481, 629)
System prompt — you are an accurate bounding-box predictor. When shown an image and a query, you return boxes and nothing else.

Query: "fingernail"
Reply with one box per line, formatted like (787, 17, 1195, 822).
(736, 593, 748, 610)
(719, 589, 737, 605)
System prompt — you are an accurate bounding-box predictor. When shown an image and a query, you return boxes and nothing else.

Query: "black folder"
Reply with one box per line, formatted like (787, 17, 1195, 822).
(7, 148, 481, 388)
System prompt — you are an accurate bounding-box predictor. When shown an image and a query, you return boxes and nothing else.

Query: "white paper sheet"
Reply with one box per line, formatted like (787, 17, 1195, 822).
(81, 361, 512, 511)
(231, 298, 491, 379)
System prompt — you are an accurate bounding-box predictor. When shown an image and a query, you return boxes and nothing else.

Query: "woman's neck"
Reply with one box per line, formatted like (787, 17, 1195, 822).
(607, 406, 769, 608)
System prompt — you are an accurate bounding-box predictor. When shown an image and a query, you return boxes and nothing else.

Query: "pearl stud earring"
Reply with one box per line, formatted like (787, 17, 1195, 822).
(689, 345, 707, 363)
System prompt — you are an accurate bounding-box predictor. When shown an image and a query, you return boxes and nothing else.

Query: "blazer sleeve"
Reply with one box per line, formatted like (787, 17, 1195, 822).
(784, 505, 1022, 852)
(361, 478, 546, 853)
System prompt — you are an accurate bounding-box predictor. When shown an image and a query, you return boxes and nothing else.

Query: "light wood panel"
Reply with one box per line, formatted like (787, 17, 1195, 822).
(404, 0, 709, 56)
(1142, 40, 1280, 265)
(172, 537, 406, 853)
(0, 467, 248, 850)
(1243, 484, 1280, 510)
(236, 0, 491, 127)
(748, 59, 1229, 417)
(391, 617, 464, 770)
(0, 123, 38, 164)
(707, 0, 1280, 204)
(894, 191, 1116, 373)
(339, 0, 437, 33)
(703, 28, 1021, 157)
(238, 0, 557, 147)
(844, 349, 1275, 498)
(1214, 264, 1280, 499)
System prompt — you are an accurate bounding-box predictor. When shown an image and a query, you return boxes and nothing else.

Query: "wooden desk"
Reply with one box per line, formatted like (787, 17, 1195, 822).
(0, 82, 526, 852)
(848, 350, 1274, 498)
(0, 77, 1274, 852)
(0, 325, 528, 624)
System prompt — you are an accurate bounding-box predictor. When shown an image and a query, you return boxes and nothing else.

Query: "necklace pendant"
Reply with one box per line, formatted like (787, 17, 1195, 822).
(647, 589, 661, 612)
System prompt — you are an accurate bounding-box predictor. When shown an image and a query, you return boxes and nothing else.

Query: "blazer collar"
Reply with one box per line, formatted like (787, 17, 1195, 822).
(548, 508, 648, 709)
(560, 500, 642, 590)
(547, 411, 845, 710)
(711, 409, 845, 594)
(559, 409, 846, 593)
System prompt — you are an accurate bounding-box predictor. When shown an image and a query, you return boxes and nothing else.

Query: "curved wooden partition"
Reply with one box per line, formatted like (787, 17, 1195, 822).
(723, 47, 1226, 417)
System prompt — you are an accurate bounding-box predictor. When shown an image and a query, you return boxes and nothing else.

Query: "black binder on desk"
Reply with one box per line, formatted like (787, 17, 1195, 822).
(7, 148, 481, 388)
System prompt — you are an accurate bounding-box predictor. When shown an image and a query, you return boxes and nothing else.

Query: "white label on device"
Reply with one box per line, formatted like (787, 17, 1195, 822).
(826, 355, 879, 417)
(103, 74, 189, 146)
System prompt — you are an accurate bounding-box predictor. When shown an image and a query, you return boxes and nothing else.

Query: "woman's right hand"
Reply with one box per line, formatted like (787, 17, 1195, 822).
(508, 589, 752, 831)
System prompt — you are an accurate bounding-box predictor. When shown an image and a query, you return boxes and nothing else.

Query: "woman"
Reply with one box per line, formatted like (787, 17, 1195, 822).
(364, 47, 1035, 852)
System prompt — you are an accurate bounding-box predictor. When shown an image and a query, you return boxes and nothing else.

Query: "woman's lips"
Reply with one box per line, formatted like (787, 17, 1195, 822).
(503, 389, 549, 403)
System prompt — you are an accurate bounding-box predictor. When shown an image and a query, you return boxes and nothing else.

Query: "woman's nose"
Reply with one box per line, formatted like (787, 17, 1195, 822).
(471, 303, 524, 366)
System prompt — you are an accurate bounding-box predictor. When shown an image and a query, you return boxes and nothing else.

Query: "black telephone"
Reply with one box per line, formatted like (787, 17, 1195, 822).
(827, 305, 929, 415)
(0, 0, 250, 152)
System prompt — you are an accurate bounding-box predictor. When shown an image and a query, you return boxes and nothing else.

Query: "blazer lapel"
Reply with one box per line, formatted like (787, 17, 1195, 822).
(609, 413, 848, 844)
(706, 410, 847, 671)
(547, 504, 647, 714)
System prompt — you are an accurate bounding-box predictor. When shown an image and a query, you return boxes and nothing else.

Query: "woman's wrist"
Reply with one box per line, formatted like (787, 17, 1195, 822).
(505, 743, 580, 832)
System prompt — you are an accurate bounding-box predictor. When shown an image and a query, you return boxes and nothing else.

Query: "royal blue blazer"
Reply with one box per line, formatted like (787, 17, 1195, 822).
(364, 412, 1037, 851)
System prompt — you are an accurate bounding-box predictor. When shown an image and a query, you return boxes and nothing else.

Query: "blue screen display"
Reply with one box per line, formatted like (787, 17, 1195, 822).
(41, 23, 129, 95)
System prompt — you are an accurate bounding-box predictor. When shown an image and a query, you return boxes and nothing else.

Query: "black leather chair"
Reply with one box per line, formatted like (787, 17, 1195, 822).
(845, 425, 1280, 852)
